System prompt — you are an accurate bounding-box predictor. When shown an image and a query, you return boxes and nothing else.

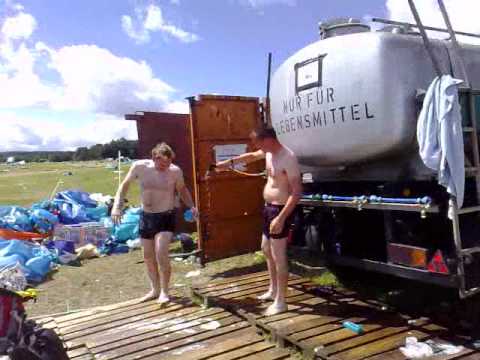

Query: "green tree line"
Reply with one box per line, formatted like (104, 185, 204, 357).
(0, 138, 138, 163)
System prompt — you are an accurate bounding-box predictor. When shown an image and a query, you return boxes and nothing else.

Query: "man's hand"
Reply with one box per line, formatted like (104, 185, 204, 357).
(111, 209, 123, 225)
(215, 159, 232, 171)
(191, 207, 199, 220)
(270, 216, 285, 235)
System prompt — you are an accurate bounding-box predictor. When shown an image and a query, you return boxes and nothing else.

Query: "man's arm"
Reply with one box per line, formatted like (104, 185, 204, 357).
(175, 168, 198, 218)
(216, 149, 265, 170)
(270, 156, 302, 234)
(111, 162, 138, 223)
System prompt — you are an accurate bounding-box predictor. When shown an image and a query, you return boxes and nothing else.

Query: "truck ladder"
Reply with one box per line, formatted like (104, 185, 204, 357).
(408, 0, 480, 298)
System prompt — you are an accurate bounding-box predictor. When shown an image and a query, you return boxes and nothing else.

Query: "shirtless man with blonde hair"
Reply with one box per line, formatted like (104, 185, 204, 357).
(216, 127, 301, 315)
(112, 143, 197, 304)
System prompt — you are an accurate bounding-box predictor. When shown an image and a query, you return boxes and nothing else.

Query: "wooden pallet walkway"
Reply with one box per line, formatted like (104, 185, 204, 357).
(192, 271, 479, 360)
(37, 295, 296, 359)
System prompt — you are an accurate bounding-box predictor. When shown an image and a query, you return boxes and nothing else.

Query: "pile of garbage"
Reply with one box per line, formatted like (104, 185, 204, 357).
(0, 190, 142, 284)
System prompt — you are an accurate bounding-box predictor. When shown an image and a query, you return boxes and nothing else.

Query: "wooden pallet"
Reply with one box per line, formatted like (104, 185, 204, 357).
(38, 295, 296, 360)
(192, 271, 479, 360)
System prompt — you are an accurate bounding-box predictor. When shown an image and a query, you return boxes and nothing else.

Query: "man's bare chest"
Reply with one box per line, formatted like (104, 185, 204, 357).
(140, 169, 175, 190)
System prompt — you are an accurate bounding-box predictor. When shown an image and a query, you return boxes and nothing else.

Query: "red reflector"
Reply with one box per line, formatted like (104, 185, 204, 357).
(428, 250, 449, 274)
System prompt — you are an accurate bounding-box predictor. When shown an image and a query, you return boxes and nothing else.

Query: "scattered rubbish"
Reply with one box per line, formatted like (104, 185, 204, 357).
(174, 257, 183, 262)
(200, 320, 221, 330)
(400, 337, 434, 358)
(399, 337, 464, 358)
(126, 238, 141, 249)
(342, 321, 363, 334)
(185, 270, 201, 278)
(0, 263, 27, 291)
(76, 244, 100, 260)
(175, 233, 195, 253)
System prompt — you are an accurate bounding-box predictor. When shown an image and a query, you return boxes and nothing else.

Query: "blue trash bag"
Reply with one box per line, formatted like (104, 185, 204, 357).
(101, 217, 114, 229)
(0, 206, 33, 232)
(30, 209, 59, 233)
(0, 240, 52, 282)
(55, 190, 98, 208)
(0, 240, 34, 261)
(0, 254, 25, 270)
(85, 205, 108, 221)
(113, 223, 139, 243)
(26, 256, 52, 279)
(125, 207, 142, 216)
(53, 199, 91, 225)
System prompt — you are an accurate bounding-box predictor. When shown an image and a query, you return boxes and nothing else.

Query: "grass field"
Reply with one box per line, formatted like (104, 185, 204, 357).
(0, 161, 141, 207)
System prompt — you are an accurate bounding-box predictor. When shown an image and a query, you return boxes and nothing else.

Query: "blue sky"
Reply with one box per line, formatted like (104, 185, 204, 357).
(1, 0, 478, 151)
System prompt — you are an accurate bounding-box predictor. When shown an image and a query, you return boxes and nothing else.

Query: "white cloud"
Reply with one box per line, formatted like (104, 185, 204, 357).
(1, 11, 36, 40)
(40, 43, 175, 116)
(386, 0, 480, 44)
(164, 100, 189, 114)
(0, 5, 55, 108)
(0, 111, 138, 151)
(0, 2, 188, 151)
(122, 4, 199, 44)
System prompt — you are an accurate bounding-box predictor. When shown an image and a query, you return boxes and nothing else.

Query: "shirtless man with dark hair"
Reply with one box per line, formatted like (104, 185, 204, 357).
(112, 142, 197, 304)
(216, 127, 302, 315)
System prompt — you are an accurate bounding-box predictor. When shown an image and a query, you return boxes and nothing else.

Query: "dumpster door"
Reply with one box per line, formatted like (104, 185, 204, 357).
(189, 95, 265, 262)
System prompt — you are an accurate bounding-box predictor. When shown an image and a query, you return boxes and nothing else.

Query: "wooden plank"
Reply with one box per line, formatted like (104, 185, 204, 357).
(331, 323, 445, 360)
(62, 302, 192, 341)
(142, 330, 266, 360)
(54, 298, 151, 325)
(207, 278, 271, 297)
(206, 340, 276, 360)
(90, 309, 236, 355)
(196, 274, 272, 294)
(67, 346, 91, 358)
(60, 299, 187, 333)
(238, 347, 292, 360)
(323, 317, 429, 356)
(68, 354, 94, 360)
(96, 319, 251, 359)
(87, 306, 225, 349)
(222, 279, 312, 300)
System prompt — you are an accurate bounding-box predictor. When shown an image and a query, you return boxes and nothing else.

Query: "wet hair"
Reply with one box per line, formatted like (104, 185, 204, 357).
(152, 142, 175, 159)
(251, 127, 277, 140)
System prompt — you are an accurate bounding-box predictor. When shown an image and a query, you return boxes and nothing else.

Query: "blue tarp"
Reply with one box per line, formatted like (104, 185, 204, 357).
(0, 240, 53, 283)
(0, 206, 58, 233)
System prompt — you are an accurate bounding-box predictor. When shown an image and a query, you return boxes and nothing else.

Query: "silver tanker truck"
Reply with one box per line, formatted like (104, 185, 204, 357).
(269, 1, 480, 298)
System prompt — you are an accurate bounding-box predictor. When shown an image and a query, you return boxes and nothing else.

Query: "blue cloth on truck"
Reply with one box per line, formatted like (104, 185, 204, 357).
(417, 75, 465, 213)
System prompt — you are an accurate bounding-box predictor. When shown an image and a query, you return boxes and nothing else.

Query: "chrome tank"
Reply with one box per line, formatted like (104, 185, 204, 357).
(270, 28, 480, 181)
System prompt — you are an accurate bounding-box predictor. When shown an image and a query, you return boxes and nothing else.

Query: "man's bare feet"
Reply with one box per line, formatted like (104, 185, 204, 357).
(157, 292, 170, 304)
(264, 302, 287, 316)
(138, 290, 160, 303)
(257, 290, 275, 301)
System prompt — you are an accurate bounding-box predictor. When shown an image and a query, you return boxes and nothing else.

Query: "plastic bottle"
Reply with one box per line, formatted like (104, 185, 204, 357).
(342, 321, 363, 334)
(184, 209, 195, 222)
